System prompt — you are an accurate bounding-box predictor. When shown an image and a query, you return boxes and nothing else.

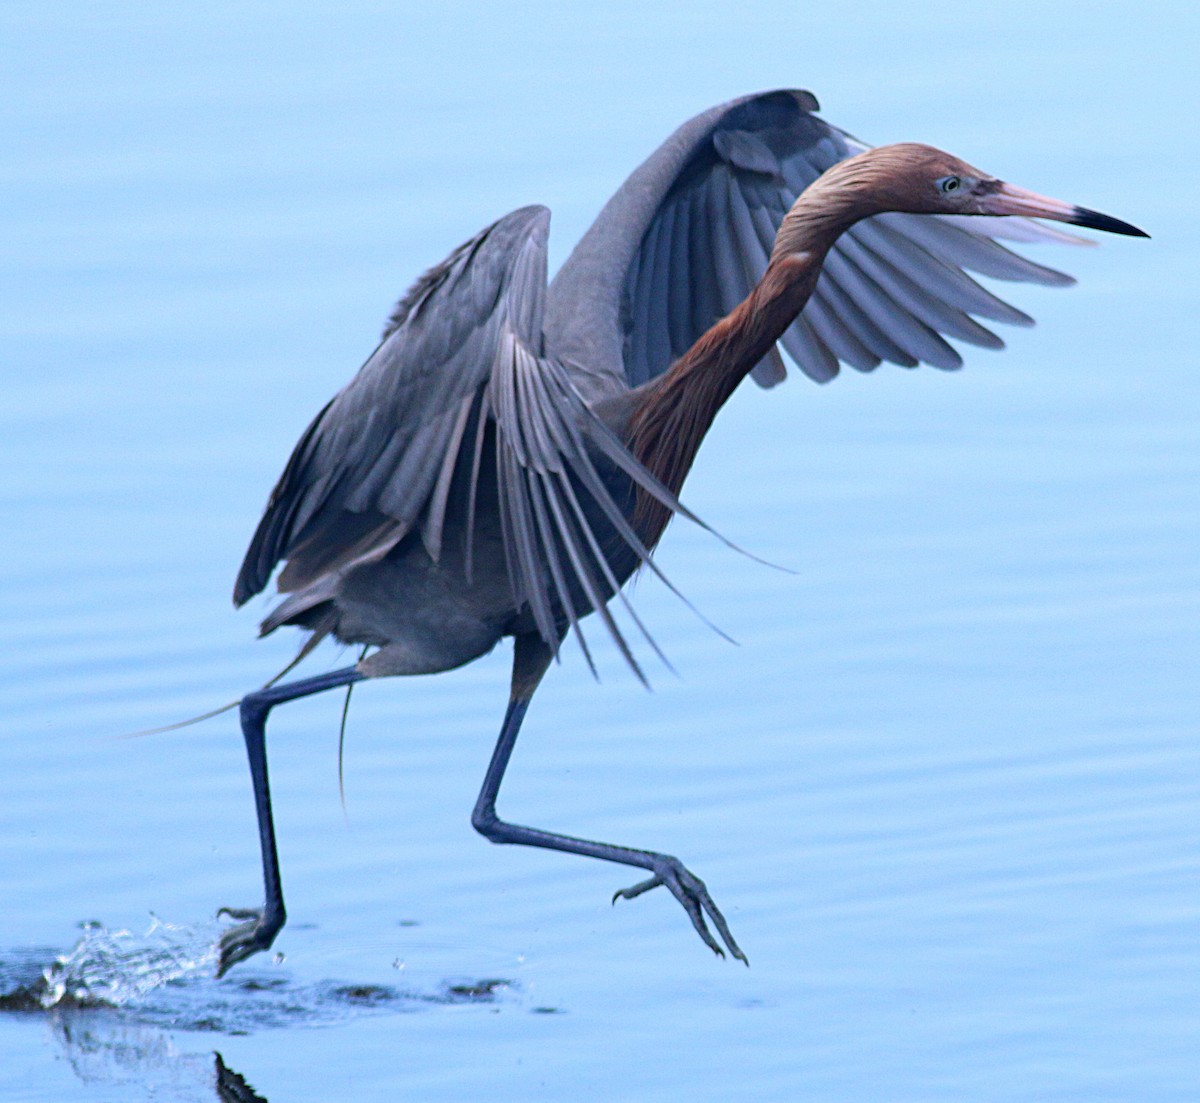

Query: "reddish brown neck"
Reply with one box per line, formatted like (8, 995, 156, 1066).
(624, 251, 820, 545)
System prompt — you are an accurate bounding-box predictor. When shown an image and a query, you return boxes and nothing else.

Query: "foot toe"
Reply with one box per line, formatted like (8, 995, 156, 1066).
(612, 859, 746, 964)
(215, 906, 282, 977)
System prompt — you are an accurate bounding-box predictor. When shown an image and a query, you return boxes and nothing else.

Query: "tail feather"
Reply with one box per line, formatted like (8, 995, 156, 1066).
(118, 632, 335, 739)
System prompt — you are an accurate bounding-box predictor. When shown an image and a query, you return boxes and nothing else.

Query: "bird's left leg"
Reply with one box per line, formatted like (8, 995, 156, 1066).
(217, 665, 365, 976)
(471, 632, 746, 963)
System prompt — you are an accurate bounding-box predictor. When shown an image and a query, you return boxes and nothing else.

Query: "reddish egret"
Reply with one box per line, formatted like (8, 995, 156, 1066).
(217, 90, 1146, 974)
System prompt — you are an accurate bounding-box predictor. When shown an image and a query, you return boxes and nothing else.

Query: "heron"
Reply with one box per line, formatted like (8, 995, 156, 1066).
(216, 90, 1146, 975)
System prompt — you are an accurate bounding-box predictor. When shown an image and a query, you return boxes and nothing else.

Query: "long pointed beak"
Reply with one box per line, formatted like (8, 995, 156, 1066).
(981, 181, 1149, 238)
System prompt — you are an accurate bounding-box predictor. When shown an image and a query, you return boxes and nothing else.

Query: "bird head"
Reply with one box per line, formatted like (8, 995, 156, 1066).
(844, 143, 1148, 236)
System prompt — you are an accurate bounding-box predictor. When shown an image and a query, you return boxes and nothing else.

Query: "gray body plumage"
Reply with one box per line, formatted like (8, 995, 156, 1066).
(234, 89, 1077, 680)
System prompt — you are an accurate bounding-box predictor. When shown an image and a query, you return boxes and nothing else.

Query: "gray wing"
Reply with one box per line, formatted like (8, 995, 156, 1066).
(234, 205, 691, 678)
(546, 89, 1082, 391)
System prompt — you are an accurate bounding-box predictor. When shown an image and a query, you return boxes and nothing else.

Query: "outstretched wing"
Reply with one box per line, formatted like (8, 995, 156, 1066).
(234, 205, 691, 679)
(234, 206, 551, 606)
(545, 89, 1082, 392)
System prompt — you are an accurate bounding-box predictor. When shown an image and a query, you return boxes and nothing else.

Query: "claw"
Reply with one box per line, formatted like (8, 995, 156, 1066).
(612, 875, 661, 903)
(612, 859, 748, 965)
(215, 905, 284, 977)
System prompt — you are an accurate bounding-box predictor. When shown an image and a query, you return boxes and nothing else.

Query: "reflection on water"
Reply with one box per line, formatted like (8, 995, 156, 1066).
(215, 1054, 268, 1103)
(53, 1017, 217, 1103)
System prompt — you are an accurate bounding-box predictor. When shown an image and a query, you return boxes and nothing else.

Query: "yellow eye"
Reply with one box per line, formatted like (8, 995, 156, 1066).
(938, 176, 962, 194)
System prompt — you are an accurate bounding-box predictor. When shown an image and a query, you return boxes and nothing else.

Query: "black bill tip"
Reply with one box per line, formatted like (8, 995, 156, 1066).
(1071, 206, 1150, 238)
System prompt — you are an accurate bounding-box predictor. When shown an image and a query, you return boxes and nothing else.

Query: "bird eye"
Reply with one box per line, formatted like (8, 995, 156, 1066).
(937, 175, 962, 194)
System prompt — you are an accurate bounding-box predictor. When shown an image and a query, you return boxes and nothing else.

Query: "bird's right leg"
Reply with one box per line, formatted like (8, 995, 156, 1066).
(471, 633, 746, 963)
(216, 665, 364, 977)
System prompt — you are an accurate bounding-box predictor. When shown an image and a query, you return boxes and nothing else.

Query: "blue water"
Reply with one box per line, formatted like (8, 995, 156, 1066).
(2, 2, 1197, 1100)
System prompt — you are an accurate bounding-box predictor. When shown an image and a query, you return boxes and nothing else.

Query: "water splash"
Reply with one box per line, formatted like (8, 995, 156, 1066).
(38, 916, 218, 1009)
(0, 918, 524, 1034)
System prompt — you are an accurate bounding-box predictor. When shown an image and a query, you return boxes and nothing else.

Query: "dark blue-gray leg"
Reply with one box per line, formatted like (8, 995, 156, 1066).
(471, 635, 747, 963)
(217, 665, 364, 976)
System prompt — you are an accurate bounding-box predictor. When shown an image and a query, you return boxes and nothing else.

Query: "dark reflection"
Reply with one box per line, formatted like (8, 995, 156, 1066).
(442, 978, 511, 1002)
(215, 1053, 269, 1103)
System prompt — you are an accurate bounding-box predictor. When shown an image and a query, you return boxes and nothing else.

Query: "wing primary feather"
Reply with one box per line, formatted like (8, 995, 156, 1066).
(848, 222, 1009, 347)
(882, 213, 1075, 286)
(708, 168, 785, 386)
(936, 212, 1088, 246)
(422, 392, 476, 563)
(542, 467, 646, 683)
(778, 314, 840, 382)
(628, 213, 665, 386)
(499, 437, 558, 648)
(803, 281, 883, 370)
(463, 390, 489, 585)
(505, 363, 646, 677)
(687, 184, 722, 347)
(552, 465, 675, 678)
(833, 230, 964, 368)
(725, 175, 770, 287)
(513, 352, 597, 667)
(818, 243, 941, 366)
(489, 358, 527, 605)
(707, 168, 753, 315)
(542, 466, 648, 684)
(728, 173, 807, 377)
(528, 375, 673, 669)
(644, 205, 676, 381)
(806, 270, 888, 369)
(254, 471, 318, 583)
(518, 349, 671, 676)
(738, 189, 842, 381)
(582, 410, 787, 573)
(815, 250, 920, 365)
(566, 435, 737, 644)
(536, 366, 741, 642)
(526, 463, 597, 677)
(665, 193, 695, 359)
(860, 220, 1035, 327)
(512, 335, 560, 472)
(234, 397, 335, 604)
(497, 398, 553, 639)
